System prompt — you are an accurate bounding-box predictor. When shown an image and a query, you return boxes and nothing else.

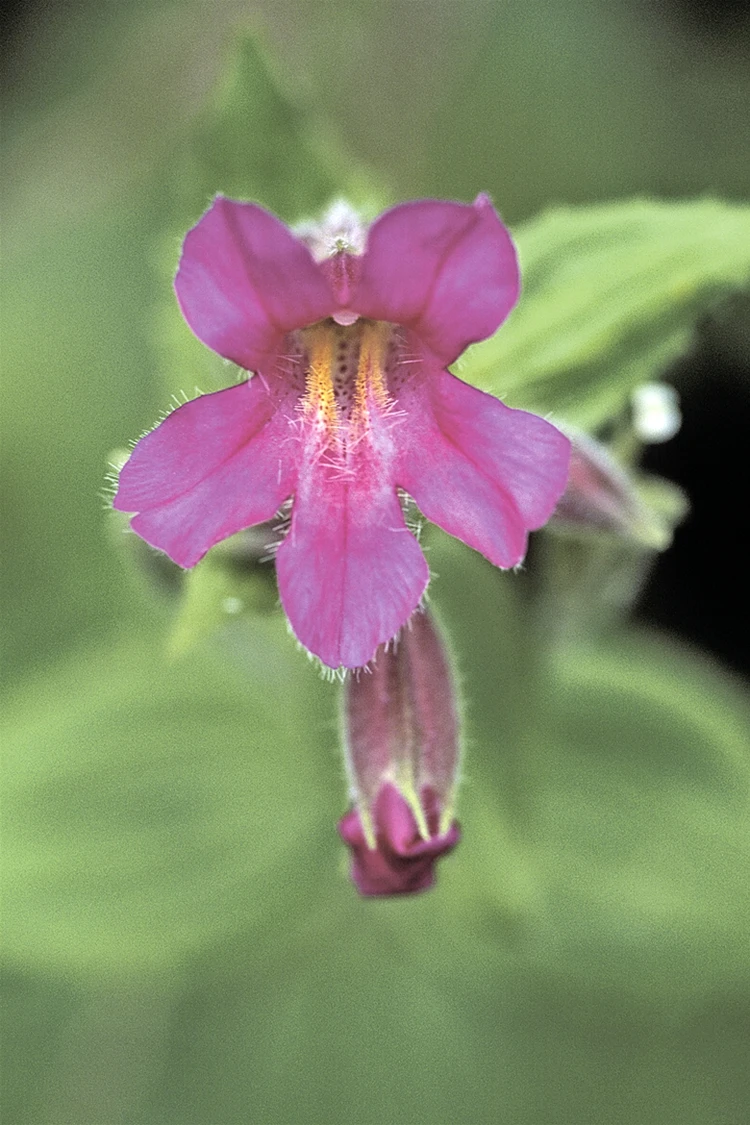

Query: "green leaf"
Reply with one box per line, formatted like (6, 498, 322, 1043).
(459, 198, 750, 428)
(5, 539, 750, 1124)
(180, 32, 386, 226)
(422, 536, 750, 1002)
(1, 625, 338, 976)
(71, 625, 750, 1125)
(168, 543, 279, 657)
(155, 32, 389, 399)
(524, 632, 750, 1001)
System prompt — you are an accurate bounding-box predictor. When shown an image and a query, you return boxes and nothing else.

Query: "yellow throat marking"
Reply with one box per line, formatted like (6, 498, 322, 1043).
(303, 320, 391, 441)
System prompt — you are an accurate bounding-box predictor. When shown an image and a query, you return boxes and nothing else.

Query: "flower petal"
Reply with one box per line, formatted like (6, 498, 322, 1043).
(175, 197, 336, 370)
(352, 196, 519, 364)
(397, 369, 570, 569)
(114, 381, 295, 568)
(275, 474, 428, 669)
(338, 784, 460, 896)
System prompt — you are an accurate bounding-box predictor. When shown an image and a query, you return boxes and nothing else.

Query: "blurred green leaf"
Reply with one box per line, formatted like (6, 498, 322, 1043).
(7, 531, 748, 1010)
(156, 32, 389, 399)
(181, 33, 386, 225)
(1, 624, 338, 976)
(459, 198, 750, 428)
(524, 633, 750, 1000)
(426, 540, 750, 1003)
(71, 627, 750, 1125)
(4, 536, 750, 1122)
(168, 542, 279, 657)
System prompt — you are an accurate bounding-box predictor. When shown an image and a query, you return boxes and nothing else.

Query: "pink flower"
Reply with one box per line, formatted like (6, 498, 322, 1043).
(114, 196, 570, 668)
(338, 607, 461, 896)
(339, 783, 460, 896)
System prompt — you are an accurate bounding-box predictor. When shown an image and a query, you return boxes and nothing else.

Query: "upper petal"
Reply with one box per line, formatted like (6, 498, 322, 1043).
(174, 197, 336, 370)
(352, 196, 519, 364)
(114, 380, 295, 568)
(275, 471, 428, 669)
(397, 368, 570, 569)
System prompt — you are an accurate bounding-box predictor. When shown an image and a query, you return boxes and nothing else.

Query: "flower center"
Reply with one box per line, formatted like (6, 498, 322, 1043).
(300, 319, 396, 443)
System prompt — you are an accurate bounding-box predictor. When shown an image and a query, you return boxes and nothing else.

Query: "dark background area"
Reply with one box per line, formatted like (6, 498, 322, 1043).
(639, 326, 750, 675)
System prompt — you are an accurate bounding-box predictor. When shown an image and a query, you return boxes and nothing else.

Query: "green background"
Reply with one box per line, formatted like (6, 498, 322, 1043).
(3, 3, 749, 1122)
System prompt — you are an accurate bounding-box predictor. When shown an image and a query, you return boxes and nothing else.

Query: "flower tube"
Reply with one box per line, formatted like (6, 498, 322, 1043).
(338, 609, 461, 896)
